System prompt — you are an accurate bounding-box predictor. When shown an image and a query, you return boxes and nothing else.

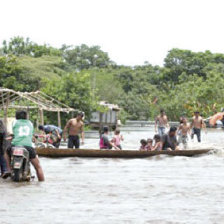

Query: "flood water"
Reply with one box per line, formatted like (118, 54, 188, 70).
(1, 126, 224, 224)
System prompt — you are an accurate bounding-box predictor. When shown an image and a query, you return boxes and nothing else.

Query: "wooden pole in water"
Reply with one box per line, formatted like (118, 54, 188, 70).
(57, 111, 61, 128)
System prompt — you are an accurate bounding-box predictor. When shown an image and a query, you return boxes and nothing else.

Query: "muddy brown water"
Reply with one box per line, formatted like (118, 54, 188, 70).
(1, 127, 224, 224)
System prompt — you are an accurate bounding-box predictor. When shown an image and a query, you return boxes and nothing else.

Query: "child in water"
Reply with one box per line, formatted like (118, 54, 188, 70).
(139, 139, 147, 151)
(152, 134, 162, 151)
(178, 117, 191, 149)
(146, 138, 153, 151)
(45, 131, 54, 145)
(112, 129, 124, 150)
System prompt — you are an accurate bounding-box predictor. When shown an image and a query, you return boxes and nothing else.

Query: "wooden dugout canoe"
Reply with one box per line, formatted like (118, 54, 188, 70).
(35, 148, 212, 158)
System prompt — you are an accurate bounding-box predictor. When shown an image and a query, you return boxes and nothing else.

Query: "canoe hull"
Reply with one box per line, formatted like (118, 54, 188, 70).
(35, 148, 211, 158)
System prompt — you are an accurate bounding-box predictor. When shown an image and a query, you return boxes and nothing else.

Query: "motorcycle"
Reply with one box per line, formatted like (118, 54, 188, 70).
(11, 147, 32, 182)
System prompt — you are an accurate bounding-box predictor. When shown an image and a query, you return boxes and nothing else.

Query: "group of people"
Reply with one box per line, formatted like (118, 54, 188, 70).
(36, 112, 85, 149)
(139, 110, 206, 151)
(0, 111, 86, 181)
(0, 108, 207, 181)
(99, 126, 124, 150)
(98, 109, 206, 151)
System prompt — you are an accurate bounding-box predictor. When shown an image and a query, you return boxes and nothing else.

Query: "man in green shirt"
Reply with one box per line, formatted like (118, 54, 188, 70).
(3, 111, 44, 181)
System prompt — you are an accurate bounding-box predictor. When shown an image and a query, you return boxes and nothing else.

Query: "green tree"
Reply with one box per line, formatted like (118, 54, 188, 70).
(2, 36, 62, 57)
(63, 44, 112, 70)
(164, 49, 213, 83)
(42, 72, 97, 119)
(0, 55, 23, 90)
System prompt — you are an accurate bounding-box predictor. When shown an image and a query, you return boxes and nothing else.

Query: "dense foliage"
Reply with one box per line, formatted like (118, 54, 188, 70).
(1, 36, 224, 123)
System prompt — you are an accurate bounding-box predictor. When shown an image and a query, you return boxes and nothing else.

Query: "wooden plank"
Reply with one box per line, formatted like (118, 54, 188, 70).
(36, 148, 211, 158)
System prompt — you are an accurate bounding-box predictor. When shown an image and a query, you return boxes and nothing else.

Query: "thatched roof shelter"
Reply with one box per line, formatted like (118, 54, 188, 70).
(0, 88, 75, 128)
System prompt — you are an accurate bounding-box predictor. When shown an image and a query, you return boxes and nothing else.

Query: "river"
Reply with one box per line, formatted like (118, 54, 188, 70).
(1, 126, 224, 224)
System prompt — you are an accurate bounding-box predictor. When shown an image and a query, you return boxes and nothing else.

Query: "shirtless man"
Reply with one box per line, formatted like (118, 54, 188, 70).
(190, 112, 206, 142)
(178, 117, 191, 149)
(155, 109, 169, 136)
(63, 112, 85, 149)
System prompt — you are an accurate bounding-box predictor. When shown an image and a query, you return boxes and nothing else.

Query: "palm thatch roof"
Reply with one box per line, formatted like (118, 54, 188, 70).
(0, 88, 75, 113)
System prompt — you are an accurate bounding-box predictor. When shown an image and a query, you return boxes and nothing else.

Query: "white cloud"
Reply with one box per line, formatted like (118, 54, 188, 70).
(0, 0, 224, 66)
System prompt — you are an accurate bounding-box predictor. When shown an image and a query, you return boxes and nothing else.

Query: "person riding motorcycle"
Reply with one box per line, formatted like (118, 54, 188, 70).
(3, 111, 44, 181)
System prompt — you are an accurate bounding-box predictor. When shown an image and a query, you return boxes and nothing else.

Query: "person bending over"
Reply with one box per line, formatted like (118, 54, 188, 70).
(3, 111, 44, 181)
(161, 126, 179, 151)
(38, 124, 63, 148)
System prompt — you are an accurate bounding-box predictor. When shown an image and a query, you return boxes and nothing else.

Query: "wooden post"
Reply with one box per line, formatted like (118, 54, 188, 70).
(57, 111, 61, 128)
(99, 112, 103, 137)
(36, 109, 39, 128)
(116, 110, 120, 128)
(40, 109, 44, 125)
(3, 92, 10, 130)
(71, 111, 74, 118)
(27, 107, 30, 120)
(3, 107, 7, 129)
(110, 109, 113, 125)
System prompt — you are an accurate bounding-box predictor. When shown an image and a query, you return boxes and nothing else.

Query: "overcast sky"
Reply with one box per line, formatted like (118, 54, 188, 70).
(0, 0, 224, 66)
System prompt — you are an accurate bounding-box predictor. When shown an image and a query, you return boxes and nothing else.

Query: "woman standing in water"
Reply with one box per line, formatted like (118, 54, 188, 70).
(0, 120, 7, 176)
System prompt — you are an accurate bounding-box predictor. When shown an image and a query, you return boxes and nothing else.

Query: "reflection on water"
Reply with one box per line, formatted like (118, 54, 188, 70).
(1, 127, 224, 224)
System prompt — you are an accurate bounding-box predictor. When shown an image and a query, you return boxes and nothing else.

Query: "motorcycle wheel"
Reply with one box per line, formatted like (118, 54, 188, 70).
(12, 168, 23, 182)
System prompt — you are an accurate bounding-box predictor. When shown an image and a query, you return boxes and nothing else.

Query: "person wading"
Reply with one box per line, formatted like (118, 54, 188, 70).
(63, 112, 85, 149)
(155, 109, 169, 136)
(191, 112, 206, 143)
